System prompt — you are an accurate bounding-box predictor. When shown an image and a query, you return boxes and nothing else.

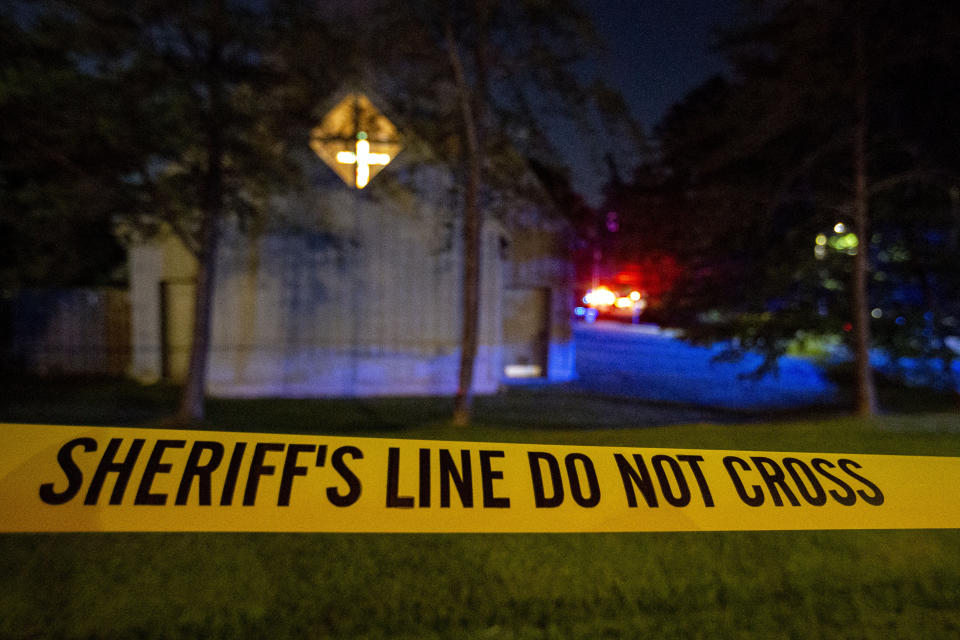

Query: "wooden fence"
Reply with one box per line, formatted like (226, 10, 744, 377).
(3, 288, 130, 377)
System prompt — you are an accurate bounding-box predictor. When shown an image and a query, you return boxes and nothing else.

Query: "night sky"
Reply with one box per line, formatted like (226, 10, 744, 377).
(571, 0, 740, 203)
(588, 1, 738, 126)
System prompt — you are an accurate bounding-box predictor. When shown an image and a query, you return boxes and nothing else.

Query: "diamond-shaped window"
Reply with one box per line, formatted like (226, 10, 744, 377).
(309, 93, 402, 189)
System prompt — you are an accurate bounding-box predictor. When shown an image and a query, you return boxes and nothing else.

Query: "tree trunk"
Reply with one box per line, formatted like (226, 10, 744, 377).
(176, 8, 225, 426)
(175, 183, 221, 425)
(851, 7, 878, 417)
(446, 21, 482, 426)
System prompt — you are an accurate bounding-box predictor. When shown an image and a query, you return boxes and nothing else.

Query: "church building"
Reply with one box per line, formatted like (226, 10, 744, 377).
(125, 93, 576, 397)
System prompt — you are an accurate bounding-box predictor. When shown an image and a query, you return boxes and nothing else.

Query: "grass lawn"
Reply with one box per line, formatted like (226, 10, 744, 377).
(2, 379, 960, 638)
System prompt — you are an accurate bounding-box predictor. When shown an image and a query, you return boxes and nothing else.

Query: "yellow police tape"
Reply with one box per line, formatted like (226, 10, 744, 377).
(2, 423, 959, 533)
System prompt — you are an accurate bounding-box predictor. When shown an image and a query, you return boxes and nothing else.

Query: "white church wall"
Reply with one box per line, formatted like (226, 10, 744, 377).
(196, 183, 505, 397)
(125, 141, 575, 396)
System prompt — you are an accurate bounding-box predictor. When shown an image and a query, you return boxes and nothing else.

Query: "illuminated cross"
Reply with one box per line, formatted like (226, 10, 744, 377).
(335, 132, 392, 189)
(310, 93, 402, 189)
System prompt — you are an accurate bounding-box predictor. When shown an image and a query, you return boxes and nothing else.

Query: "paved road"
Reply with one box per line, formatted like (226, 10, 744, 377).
(573, 322, 837, 411)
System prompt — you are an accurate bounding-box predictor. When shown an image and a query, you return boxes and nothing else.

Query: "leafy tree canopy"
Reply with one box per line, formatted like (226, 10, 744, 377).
(617, 0, 960, 388)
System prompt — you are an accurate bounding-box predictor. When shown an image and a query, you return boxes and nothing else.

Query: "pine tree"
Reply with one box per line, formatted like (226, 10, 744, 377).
(650, 0, 960, 411)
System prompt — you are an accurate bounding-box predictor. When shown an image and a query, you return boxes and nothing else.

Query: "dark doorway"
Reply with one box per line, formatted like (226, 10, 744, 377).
(159, 279, 195, 381)
(502, 287, 550, 378)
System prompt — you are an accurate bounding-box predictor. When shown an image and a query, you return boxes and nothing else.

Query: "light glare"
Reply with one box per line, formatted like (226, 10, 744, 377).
(337, 138, 392, 189)
(584, 287, 616, 308)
